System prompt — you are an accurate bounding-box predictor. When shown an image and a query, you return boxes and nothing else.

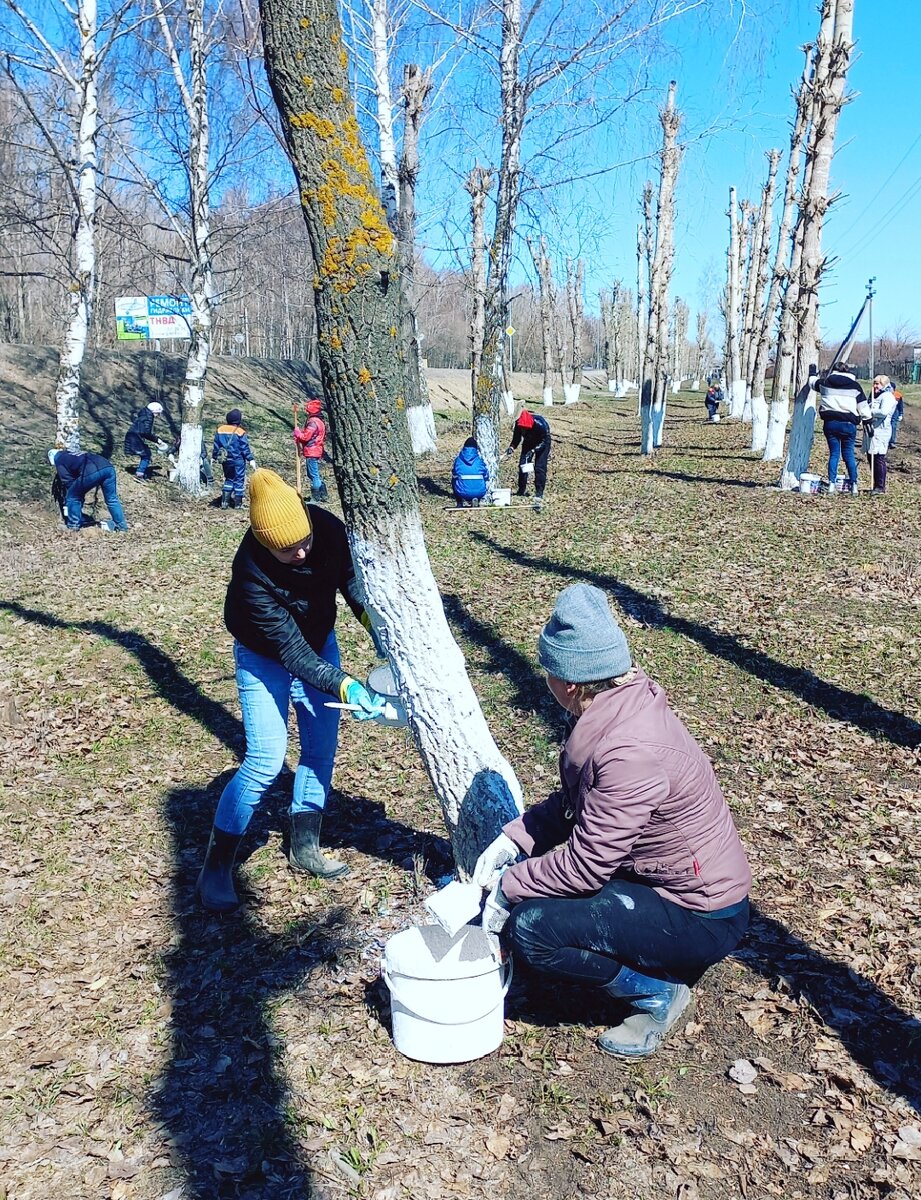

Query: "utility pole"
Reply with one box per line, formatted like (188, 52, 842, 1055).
(866, 277, 876, 381)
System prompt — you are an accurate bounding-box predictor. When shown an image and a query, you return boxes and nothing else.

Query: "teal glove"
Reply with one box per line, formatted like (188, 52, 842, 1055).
(341, 677, 386, 721)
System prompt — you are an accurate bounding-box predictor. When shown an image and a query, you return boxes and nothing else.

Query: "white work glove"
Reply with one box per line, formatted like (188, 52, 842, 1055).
(248, 459, 257, 471)
(482, 881, 513, 961)
(473, 832, 520, 888)
(156, 440, 169, 452)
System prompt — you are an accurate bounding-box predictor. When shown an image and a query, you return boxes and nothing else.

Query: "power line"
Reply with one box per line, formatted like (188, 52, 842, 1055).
(838, 169, 921, 262)
(835, 128, 921, 248)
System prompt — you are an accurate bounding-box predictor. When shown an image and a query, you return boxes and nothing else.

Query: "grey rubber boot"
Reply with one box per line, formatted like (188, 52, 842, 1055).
(289, 809, 350, 879)
(597, 967, 691, 1058)
(196, 827, 243, 912)
(220, 488, 231, 509)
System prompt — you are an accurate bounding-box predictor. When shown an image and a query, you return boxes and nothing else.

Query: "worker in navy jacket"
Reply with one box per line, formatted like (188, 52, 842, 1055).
(505, 409, 551, 510)
(48, 448, 129, 531)
(212, 408, 256, 509)
(452, 437, 490, 506)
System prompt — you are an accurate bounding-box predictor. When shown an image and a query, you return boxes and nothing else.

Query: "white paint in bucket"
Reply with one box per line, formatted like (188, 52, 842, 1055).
(492, 487, 511, 506)
(381, 924, 511, 1063)
(799, 472, 821, 494)
(366, 665, 408, 727)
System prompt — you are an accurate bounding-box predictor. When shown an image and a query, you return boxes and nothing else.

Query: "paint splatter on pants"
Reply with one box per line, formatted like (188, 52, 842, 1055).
(505, 878, 749, 988)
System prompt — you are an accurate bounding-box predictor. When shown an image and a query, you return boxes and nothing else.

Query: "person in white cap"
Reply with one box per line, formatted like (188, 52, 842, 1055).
(124, 400, 167, 481)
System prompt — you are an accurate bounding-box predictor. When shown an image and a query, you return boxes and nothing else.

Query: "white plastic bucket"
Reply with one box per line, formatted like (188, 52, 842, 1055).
(366, 665, 408, 728)
(492, 487, 511, 506)
(520, 462, 534, 474)
(381, 924, 511, 1063)
(799, 472, 821, 494)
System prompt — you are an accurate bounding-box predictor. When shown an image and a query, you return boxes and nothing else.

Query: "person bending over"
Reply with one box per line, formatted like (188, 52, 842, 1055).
(476, 584, 751, 1058)
(504, 409, 551, 511)
(197, 468, 387, 912)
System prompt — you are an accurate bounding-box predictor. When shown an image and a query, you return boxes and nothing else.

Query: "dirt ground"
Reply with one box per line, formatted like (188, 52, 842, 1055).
(1, 354, 920, 1200)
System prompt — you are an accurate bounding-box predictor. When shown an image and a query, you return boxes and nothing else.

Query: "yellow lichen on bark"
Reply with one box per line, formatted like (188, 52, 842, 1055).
(357, 367, 372, 384)
(302, 76, 314, 88)
(388, 474, 399, 488)
(395, 396, 405, 409)
(332, 87, 345, 103)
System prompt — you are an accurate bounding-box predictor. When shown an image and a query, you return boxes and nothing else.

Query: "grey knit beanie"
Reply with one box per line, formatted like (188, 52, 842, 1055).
(538, 584, 632, 682)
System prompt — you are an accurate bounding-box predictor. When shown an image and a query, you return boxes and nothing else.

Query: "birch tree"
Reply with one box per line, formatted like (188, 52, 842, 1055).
(563, 256, 584, 404)
(640, 81, 681, 454)
(466, 164, 494, 447)
(2, 0, 119, 449)
(779, 0, 854, 490)
(744, 148, 781, 451)
(260, 0, 522, 870)
(148, 0, 215, 496)
(599, 282, 621, 394)
(527, 234, 557, 406)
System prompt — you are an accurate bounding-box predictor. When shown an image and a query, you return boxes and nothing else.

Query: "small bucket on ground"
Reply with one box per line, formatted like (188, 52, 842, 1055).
(366, 665, 408, 728)
(799, 472, 821, 494)
(381, 924, 511, 1063)
(491, 487, 511, 506)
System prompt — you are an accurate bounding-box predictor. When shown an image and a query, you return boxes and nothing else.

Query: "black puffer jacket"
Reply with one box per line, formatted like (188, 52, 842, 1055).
(124, 407, 160, 455)
(223, 506, 365, 696)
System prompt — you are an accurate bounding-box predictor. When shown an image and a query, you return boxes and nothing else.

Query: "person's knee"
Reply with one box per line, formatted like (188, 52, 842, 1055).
(240, 744, 286, 785)
(506, 900, 556, 968)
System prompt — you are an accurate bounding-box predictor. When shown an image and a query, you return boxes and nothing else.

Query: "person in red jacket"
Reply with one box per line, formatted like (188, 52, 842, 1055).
(293, 397, 329, 502)
(474, 583, 752, 1058)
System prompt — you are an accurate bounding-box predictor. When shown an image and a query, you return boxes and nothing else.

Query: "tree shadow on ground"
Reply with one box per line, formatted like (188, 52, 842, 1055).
(644, 469, 761, 489)
(469, 534, 921, 750)
(432, 588, 921, 1109)
(0, 600, 451, 1198)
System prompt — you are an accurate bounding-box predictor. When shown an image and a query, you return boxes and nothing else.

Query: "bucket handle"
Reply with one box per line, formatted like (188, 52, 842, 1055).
(381, 957, 513, 1027)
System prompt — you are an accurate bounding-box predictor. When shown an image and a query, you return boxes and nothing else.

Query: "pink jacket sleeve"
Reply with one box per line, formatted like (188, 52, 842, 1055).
(500, 746, 668, 904)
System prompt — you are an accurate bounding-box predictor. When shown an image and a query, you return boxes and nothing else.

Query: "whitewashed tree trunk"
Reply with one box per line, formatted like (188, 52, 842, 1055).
(781, 0, 854, 488)
(154, 0, 215, 496)
(398, 63, 436, 454)
(725, 186, 744, 418)
(747, 149, 782, 452)
(564, 256, 584, 403)
(466, 165, 492, 419)
(641, 82, 681, 453)
(760, 49, 813, 461)
(53, 0, 99, 451)
(262, 0, 523, 870)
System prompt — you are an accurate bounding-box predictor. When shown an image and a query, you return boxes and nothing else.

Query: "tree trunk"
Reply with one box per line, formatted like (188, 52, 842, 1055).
(761, 48, 813, 462)
(780, 0, 854, 489)
(564, 257, 583, 403)
(398, 63, 436, 454)
(528, 235, 556, 405)
(465, 166, 497, 469)
(725, 186, 744, 418)
(747, 149, 782, 452)
(371, 0, 398, 230)
(260, 0, 523, 870)
(641, 82, 681, 453)
(54, 0, 99, 452)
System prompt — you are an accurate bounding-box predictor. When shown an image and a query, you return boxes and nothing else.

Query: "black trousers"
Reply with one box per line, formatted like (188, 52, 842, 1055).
(505, 878, 749, 988)
(517, 440, 551, 497)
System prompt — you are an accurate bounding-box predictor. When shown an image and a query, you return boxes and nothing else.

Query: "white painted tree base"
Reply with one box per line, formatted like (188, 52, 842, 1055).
(729, 379, 746, 419)
(407, 402, 437, 455)
(741, 391, 753, 423)
(607, 379, 617, 393)
(780, 386, 818, 490)
(348, 512, 523, 872)
(542, 386, 554, 406)
(563, 383, 581, 405)
(750, 395, 768, 452)
(652, 398, 666, 448)
(177, 422, 207, 496)
(692, 378, 700, 390)
(762, 398, 789, 461)
(501, 390, 515, 417)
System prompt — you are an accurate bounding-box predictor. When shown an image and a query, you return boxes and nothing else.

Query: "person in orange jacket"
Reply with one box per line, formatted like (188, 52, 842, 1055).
(293, 397, 329, 502)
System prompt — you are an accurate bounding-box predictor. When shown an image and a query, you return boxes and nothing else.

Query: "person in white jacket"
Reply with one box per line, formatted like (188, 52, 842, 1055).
(864, 375, 899, 495)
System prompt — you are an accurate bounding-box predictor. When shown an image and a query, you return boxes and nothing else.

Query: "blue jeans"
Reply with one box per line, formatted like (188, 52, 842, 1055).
(305, 458, 323, 490)
(66, 465, 129, 531)
(214, 636, 341, 836)
(506, 879, 749, 988)
(823, 418, 858, 486)
(889, 412, 901, 448)
(137, 447, 152, 477)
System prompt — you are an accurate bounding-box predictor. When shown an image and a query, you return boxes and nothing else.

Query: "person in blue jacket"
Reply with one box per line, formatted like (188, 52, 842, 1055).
(212, 408, 256, 509)
(48, 448, 129, 531)
(452, 437, 490, 506)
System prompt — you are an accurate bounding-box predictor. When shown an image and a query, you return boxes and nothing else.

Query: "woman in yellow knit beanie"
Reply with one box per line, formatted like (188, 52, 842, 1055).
(197, 468, 388, 912)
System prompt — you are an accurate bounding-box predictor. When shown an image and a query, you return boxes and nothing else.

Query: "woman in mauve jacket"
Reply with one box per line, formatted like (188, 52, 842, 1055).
(475, 584, 752, 1058)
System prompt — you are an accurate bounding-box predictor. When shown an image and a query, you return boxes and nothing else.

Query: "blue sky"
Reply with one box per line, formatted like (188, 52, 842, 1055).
(409, 0, 919, 343)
